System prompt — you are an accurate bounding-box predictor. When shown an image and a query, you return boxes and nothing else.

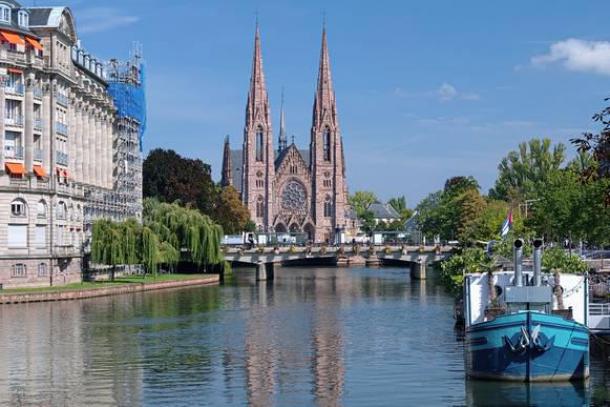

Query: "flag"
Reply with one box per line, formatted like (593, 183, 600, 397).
(500, 210, 513, 238)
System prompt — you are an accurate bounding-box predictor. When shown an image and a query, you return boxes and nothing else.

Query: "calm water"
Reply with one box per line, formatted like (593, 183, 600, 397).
(0, 266, 609, 406)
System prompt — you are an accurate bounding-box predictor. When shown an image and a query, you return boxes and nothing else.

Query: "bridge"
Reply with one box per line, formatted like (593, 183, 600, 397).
(223, 245, 454, 281)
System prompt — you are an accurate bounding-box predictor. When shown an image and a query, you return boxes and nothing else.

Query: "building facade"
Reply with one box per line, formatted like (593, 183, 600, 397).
(0, 2, 144, 288)
(221, 26, 350, 243)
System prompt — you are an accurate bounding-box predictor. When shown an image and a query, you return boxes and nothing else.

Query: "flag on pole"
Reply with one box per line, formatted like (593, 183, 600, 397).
(500, 210, 513, 238)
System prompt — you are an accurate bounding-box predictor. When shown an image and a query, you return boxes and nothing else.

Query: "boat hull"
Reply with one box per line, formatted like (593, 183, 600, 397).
(465, 312, 589, 382)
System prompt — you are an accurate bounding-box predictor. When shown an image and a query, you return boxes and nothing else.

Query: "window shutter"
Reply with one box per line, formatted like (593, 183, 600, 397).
(35, 225, 46, 247)
(8, 224, 27, 248)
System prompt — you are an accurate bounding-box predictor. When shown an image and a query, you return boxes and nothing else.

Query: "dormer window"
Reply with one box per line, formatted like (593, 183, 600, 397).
(17, 10, 28, 28)
(0, 5, 10, 23)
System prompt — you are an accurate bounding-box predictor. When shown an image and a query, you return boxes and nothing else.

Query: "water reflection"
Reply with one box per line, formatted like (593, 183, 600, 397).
(1, 267, 609, 405)
(465, 379, 588, 406)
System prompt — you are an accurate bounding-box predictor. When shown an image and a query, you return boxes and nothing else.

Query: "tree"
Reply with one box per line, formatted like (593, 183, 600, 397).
(388, 195, 414, 222)
(489, 138, 566, 202)
(214, 186, 251, 234)
(143, 149, 218, 215)
(349, 191, 378, 217)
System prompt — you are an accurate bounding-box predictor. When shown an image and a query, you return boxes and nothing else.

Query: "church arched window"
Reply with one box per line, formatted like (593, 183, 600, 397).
(323, 127, 331, 161)
(256, 196, 264, 218)
(255, 127, 264, 162)
(324, 195, 333, 218)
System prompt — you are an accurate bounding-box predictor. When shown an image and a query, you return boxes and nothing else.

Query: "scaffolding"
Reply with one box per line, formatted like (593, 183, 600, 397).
(105, 43, 146, 221)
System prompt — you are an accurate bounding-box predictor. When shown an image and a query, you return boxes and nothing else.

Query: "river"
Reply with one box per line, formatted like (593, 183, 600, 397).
(0, 266, 609, 406)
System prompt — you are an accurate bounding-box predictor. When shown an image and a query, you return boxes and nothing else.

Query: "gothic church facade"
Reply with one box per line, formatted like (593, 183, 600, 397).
(221, 26, 349, 242)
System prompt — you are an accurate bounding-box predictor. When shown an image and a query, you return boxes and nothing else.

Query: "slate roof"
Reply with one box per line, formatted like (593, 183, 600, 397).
(27, 7, 67, 28)
(274, 143, 310, 169)
(368, 203, 400, 220)
(0, 1, 36, 36)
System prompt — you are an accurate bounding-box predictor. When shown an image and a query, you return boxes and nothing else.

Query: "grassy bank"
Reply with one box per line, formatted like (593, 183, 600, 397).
(0, 274, 212, 295)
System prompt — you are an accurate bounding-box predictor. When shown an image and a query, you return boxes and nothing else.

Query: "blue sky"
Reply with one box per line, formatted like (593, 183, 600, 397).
(30, 0, 610, 205)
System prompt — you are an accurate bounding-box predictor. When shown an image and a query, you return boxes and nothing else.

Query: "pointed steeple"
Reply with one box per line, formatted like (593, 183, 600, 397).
(278, 88, 288, 153)
(245, 23, 270, 128)
(312, 25, 337, 128)
(221, 135, 233, 187)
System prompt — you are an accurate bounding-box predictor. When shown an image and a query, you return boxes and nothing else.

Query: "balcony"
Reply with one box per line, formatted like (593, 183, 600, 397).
(33, 118, 43, 131)
(5, 116, 23, 127)
(55, 92, 68, 107)
(4, 83, 24, 96)
(34, 148, 43, 162)
(0, 48, 26, 64)
(55, 122, 68, 136)
(5, 146, 24, 160)
(33, 86, 43, 100)
(56, 151, 68, 166)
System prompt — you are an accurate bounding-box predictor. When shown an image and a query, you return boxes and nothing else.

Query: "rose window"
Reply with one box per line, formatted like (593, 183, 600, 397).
(281, 181, 306, 212)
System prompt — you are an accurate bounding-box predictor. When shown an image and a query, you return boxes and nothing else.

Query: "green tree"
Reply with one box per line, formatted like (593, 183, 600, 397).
(143, 149, 218, 215)
(489, 138, 566, 203)
(214, 186, 251, 234)
(349, 191, 378, 217)
(388, 195, 414, 222)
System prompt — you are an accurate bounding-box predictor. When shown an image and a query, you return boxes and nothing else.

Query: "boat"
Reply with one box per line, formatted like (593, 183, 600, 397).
(463, 239, 589, 382)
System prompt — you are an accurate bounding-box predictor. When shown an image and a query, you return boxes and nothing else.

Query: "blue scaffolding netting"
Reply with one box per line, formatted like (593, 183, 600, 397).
(107, 64, 147, 149)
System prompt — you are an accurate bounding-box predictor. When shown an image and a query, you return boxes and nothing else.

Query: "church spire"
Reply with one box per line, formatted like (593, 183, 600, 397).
(245, 22, 270, 128)
(221, 135, 233, 187)
(312, 25, 337, 129)
(278, 88, 287, 153)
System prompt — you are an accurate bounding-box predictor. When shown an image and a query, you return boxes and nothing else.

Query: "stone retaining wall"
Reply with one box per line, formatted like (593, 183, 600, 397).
(0, 275, 219, 304)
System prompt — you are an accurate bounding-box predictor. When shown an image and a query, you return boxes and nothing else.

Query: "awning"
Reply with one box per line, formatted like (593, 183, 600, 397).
(33, 164, 46, 178)
(7, 67, 22, 74)
(5, 162, 25, 176)
(0, 31, 25, 46)
(25, 37, 43, 51)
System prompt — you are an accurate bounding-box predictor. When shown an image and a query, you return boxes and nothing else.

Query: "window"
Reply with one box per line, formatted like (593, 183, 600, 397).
(11, 199, 26, 217)
(37, 200, 46, 218)
(324, 196, 333, 218)
(255, 127, 264, 162)
(56, 201, 67, 220)
(7, 224, 27, 248)
(256, 196, 264, 218)
(255, 179, 264, 188)
(35, 225, 46, 247)
(323, 179, 332, 188)
(323, 127, 331, 161)
(0, 5, 10, 23)
(290, 164, 298, 174)
(17, 10, 28, 28)
(37, 263, 47, 277)
(11, 264, 27, 278)
(4, 131, 22, 159)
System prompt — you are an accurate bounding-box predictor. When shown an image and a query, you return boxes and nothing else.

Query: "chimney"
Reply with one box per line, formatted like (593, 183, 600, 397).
(533, 239, 543, 287)
(513, 239, 524, 286)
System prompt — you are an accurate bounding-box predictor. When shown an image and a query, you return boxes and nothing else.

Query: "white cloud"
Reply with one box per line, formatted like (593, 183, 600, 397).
(76, 7, 139, 34)
(531, 38, 610, 76)
(438, 82, 458, 101)
(437, 82, 480, 102)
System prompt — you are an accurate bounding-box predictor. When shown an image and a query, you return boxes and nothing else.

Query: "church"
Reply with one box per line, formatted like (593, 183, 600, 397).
(221, 25, 351, 243)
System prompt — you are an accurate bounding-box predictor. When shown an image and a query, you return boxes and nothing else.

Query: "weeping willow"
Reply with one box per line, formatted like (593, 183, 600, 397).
(91, 198, 224, 275)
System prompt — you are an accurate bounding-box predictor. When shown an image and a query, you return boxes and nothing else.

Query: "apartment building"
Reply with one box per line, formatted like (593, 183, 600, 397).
(0, 3, 144, 288)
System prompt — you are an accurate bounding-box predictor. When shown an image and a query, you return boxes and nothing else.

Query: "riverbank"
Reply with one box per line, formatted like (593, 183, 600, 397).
(0, 274, 219, 304)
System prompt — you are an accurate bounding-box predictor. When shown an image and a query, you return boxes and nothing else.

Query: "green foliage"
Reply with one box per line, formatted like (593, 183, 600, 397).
(388, 196, 414, 223)
(214, 186, 251, 234)
(349, 191, 378, 217)
(542, 247, 588, 274)
(440, 248, 494, 292)
(91, 199, 224, 275)
(489, 138, 566, 202)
